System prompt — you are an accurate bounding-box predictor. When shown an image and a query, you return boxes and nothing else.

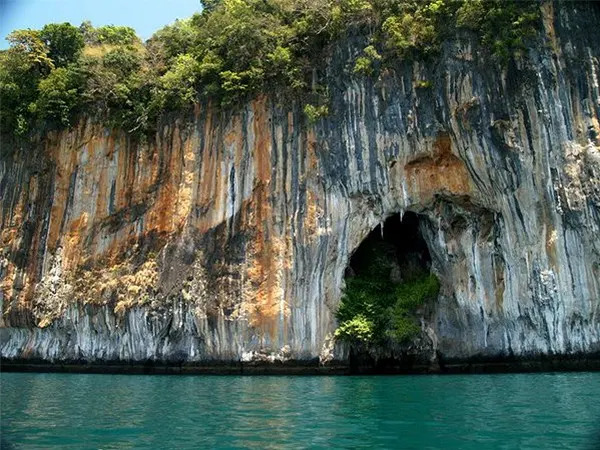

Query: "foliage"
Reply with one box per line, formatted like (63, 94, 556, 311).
(156, 54, 201, 109)
(35, 66, 84, 126)
(335, 242, 440, 346)
(5, 29, 54, 72)
(415, 80, 432, 89)
(335, 314, 375, 343)
(95, 25, 140, 46)
(389, 273, 440, 342)
(455, 0, 540, 60)
(0, 21, 152, 134)
(146, 19, 197, 65)
(396, 272, 440, 310)
(39, 23, 85, 67)
(381, 1, 443, 58)
(353, 45, 381, 75)
(0, 0, 542, 136)
(303, 104, 329, 123)
(1, 30, 53, 135)
(77, 22, 138, 46)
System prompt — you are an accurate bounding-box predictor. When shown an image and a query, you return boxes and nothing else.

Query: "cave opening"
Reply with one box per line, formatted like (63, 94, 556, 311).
(338, 211, 439, 371)
(347, 212, 432, 281)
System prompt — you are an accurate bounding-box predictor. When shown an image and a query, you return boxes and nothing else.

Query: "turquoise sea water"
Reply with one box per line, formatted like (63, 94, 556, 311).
(1, 372, 599, 449)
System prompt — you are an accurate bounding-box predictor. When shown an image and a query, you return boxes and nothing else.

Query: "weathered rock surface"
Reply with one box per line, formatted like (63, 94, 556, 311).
(1, 2, 599, 369)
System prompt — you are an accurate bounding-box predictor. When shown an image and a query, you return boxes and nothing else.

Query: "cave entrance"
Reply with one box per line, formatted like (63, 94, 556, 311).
(347, 212, 432, 281)
(340, 211, 438, 372)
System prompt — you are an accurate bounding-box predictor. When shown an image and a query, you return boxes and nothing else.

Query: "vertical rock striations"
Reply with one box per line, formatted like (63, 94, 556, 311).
(1, 2, 599, 369)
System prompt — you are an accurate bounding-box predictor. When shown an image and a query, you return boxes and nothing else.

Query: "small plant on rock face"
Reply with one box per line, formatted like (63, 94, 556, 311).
(415, 80, 432, 89)
(353, 45, 382, 76)
(334, 314, 374, 343)
(353, 56, 374, 76)
(303, 103, 329, 124)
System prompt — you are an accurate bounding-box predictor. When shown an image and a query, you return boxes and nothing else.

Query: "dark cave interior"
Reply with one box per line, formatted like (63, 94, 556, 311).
(348, 212, 432, 280)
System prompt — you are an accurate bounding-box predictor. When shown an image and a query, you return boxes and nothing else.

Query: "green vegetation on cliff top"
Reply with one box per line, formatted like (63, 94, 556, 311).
(0, 0, 541, 137)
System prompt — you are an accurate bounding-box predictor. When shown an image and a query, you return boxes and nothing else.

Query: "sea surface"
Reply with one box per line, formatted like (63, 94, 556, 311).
(1, 371, 599, 449)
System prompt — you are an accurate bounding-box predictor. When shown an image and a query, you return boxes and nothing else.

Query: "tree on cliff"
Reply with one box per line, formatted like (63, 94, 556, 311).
(39, 23, 85, 67)
(0, 0, 541, 137)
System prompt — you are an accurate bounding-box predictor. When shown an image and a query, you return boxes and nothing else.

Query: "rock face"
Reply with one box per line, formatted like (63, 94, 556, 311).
(1, 2, 599, 368)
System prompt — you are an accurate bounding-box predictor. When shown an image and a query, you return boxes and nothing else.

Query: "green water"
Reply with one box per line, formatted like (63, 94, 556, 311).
(1, 372, 599, 449)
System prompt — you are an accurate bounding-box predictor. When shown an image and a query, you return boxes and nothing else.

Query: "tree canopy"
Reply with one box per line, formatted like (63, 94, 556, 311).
(0, 0, 541, 137)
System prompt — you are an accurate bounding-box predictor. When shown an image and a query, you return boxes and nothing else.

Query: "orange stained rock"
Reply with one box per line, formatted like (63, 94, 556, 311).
(173, 128, 199, 228)
(306, 129, 319, 172)
(146, 127, 181, 236)
(2, 101, 293, 324)
(404, 134, 472, 202)
(196, 110, 227, 232)
(45, 128, 80, 255)
(0, 262, 17, 310)
(61, 213, 89, 268)
(114, 134, 136, 211)
(542, 2, 558, 53)
(93, 143, 110, 221)
(242, 98, 290, 338)
(545, 225, 558, 271)
(253, 97, 272, 185)
(244, 230, 289, 339)
(1, 173, 26, 250)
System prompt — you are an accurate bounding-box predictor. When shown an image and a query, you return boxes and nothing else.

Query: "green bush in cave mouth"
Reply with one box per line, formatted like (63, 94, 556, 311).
(335, 241, 440, 347)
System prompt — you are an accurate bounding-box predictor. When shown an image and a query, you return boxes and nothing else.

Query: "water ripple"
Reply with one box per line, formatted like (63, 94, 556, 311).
(1, 372, 600, 449)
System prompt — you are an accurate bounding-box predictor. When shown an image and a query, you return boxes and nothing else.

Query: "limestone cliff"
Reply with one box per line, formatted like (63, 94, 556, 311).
(1, 2, 599, 370)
